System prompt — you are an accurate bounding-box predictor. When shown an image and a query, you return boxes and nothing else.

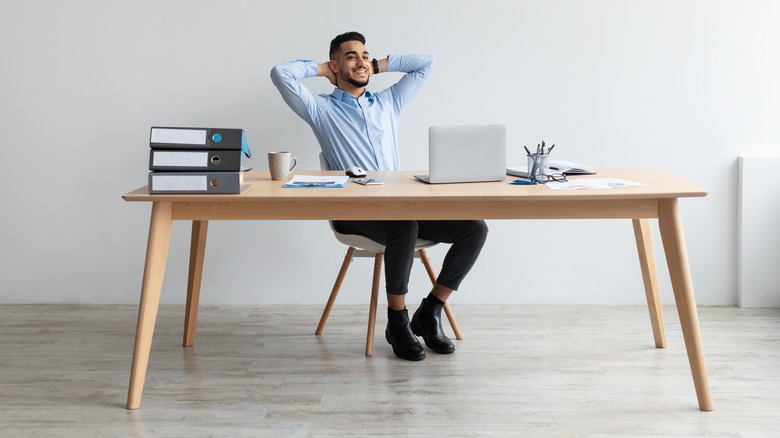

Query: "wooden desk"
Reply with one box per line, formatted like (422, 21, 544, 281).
(122, 168, 712, 411)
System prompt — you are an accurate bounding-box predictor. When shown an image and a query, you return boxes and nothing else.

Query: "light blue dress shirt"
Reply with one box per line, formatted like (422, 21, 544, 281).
(270, 54, 435, 171)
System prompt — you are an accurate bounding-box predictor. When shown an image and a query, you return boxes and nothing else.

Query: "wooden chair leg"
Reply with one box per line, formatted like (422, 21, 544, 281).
(316, 247, 355, 335)
(366, 253, 383, 356)
(418, 249, 438, 285)
(418, 248, 464, 340)
(442, 302, 463, 340)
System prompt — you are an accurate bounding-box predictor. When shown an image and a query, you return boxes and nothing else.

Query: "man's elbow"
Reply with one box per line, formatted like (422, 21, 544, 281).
(270, 65, 286, 86)
(419, 55, 436, 76)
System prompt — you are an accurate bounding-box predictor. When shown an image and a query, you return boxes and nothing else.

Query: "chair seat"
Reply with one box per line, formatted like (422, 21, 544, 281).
(329, 222, 437, 254)
(332, 232, 438, 254)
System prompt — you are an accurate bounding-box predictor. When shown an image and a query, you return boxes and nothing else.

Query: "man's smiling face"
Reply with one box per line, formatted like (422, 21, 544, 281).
(332, 40, 371, 89)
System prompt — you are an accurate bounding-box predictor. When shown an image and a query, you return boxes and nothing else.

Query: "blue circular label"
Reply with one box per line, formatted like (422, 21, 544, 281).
(212, 133, 222, 143)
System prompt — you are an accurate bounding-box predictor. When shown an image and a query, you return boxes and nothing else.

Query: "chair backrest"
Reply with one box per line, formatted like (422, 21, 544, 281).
(319, 152, 330, 171)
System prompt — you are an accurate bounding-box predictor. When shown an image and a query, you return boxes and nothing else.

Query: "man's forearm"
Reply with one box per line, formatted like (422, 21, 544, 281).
(387, 54, 435, 75)
(316, 62, 331, 77)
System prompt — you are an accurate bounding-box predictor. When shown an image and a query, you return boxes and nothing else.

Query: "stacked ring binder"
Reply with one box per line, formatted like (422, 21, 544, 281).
(147, 126, 252, 194)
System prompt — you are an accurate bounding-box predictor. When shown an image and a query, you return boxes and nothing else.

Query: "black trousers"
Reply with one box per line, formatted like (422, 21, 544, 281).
(331, 220, 488, 295)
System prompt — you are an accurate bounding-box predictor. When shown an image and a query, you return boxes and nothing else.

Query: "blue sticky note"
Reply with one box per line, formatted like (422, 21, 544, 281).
(510, 179, 537, 185)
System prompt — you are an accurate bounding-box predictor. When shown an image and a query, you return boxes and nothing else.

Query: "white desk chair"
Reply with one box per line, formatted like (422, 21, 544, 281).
(315, 153, 463, 356)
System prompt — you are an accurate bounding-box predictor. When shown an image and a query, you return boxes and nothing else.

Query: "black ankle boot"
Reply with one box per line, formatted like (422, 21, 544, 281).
(385, 308, 426, 361)
(410, 298, 455, 354)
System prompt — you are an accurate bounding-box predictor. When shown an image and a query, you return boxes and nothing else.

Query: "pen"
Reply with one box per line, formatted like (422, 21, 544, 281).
(547, 144, 555, 154)
(524, 145, 531, 156)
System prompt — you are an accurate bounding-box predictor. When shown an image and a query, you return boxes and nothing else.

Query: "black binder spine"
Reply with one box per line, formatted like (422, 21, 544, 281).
(149, 149, 243, 171)
(149, 127, 244, 151)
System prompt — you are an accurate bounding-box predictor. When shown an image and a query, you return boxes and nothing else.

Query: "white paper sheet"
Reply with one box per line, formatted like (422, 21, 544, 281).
(545, 178, 644, 190)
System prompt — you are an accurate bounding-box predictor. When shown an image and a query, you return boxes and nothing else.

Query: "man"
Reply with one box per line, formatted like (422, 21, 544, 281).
(271, 31, 488, 361)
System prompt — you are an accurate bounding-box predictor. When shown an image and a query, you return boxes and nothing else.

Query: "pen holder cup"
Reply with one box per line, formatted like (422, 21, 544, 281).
(527, 154, 550, 182)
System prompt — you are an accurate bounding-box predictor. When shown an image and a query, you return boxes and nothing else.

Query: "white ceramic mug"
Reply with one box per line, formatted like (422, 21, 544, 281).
(268, 151, 298, 180)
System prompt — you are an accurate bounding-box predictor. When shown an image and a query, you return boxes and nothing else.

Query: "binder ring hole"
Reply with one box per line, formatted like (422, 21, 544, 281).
(210, 178, 219, 187)
(211, 155, 221, 165)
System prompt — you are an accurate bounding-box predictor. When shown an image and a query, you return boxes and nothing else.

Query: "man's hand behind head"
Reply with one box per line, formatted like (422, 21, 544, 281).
(317, 62, 338, 87)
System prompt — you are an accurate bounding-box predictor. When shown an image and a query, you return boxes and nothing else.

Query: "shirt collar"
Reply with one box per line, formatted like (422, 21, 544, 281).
(331, 88, 373, 103)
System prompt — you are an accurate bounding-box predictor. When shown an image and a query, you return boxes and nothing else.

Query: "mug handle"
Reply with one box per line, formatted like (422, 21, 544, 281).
(289, 157, 298, 172)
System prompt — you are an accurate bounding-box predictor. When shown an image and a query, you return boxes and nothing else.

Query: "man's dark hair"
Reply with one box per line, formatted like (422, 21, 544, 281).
(329, 31, 366, 59)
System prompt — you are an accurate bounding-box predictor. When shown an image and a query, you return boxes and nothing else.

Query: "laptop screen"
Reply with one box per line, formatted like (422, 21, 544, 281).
(424, 124, 507, 184)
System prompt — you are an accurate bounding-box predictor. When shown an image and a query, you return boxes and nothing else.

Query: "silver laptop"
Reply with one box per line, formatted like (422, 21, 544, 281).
(415, 124, 507, 184)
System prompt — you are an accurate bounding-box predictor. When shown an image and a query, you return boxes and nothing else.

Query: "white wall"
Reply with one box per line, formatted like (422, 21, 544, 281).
(1, 0, 779, 306)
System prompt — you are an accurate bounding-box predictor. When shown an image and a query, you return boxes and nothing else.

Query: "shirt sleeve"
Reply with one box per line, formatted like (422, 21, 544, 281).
(383, 54, 436, 114)
(270, 60, 321, 125)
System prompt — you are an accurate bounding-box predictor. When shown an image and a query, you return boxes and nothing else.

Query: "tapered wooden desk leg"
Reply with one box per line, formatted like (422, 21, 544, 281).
(127, 202, 173, 410)
(632, 218, 666, 348)
(183, 220, 208, 347)
(658, 199, 713, 411)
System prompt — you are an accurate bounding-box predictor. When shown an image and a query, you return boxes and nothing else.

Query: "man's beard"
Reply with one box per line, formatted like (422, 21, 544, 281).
(341, 72, 369, 88)
(345, 78, 368, 88)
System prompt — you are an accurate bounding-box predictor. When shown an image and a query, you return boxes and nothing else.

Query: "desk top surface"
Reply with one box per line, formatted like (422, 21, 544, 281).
(123, 168, 707, 203)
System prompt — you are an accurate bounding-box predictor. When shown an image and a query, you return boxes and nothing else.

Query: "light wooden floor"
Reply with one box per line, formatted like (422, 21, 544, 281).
(1, 304, 778, 437)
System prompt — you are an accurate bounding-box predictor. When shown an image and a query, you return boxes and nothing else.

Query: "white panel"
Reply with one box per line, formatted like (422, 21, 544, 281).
(151, 128, 207, 145)
(738, 157, 780, 308)
(152, 151, 208, 167)
(151, 174, 207, 191)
